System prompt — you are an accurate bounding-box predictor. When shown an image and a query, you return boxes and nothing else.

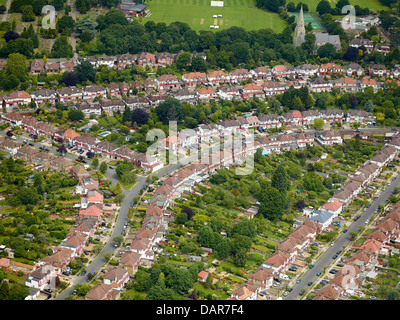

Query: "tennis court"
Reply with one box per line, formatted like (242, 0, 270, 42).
(288, 12, 324, 30)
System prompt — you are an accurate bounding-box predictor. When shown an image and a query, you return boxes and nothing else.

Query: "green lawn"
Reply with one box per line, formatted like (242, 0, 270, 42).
(290, 0, 388, 11)
(143, 0, 287, 32)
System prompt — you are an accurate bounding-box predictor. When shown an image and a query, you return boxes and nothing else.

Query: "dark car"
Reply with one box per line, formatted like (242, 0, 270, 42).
(316, 271, 322, 276)
(81, 270, 87, 276)
(307, 282, 313, 286)
(332, 254, 338, 259)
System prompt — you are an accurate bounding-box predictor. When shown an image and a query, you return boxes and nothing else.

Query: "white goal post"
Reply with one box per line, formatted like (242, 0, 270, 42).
(211, 1, 224, 7)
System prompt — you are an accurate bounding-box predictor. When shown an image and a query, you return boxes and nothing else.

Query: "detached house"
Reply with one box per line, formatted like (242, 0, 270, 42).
(61, 61, 75, 72)
(30, 59, 45, 75)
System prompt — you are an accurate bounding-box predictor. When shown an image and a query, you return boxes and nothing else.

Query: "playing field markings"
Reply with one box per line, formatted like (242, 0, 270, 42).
(200, 18, 204, 24)
(220, 19, 223, 25)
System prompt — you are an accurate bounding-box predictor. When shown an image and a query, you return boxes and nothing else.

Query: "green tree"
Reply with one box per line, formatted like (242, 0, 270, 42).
(51, 36, 73, 58)
(271, 164, 290, 194)
(114, 182, 123, 195)
(175, 52, 191, 71)
(258, 184, 287, 220)
(313, 118, 325, 130)
(58, 15, 75, 33)
(6, 53, 27, 78)
(68, 109, 84, 121)
(99, 161, 108, 174)
(76, 60, 95, 83)
(21, 5, 35, 22)
(91, 157, 99, 168)
(155, 98, 183, 124)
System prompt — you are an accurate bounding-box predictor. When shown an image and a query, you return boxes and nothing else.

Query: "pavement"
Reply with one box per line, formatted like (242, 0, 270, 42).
(284, 171, 400, 300)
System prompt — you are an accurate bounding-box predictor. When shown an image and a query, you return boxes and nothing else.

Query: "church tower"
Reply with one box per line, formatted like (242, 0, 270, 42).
(293, 6, 305, 47)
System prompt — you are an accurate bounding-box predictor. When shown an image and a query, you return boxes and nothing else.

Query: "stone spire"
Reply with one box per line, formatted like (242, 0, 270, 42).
(293, 5, 306, 47)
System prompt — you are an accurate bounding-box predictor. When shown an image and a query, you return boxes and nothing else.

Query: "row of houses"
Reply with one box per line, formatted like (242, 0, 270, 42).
(313, 201, 400, 300)
(305, 134, 400, 231)
(75, 52, 399, 83)
(228, 132, 400, 300)
(0, 112, 165, 172)
(229, 219, 322, 300)
(23, 167, 106, 297)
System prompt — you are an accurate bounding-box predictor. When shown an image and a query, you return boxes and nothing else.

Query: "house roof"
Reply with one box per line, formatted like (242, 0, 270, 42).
(79, 204, 102, 218)
(320, 199, 343, 212)
(85, 283, 114, 300)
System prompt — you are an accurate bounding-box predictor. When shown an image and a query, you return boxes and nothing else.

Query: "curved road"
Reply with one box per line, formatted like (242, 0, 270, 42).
(54, 155, 197, 300)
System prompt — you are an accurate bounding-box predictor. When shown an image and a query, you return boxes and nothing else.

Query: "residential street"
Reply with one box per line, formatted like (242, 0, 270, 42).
(284, 171, 400, 300)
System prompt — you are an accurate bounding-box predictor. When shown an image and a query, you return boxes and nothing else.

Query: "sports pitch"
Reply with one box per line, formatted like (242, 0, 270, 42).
(143, 0, 288, 32)
(289, 0, 388, 11)
(288, 12, 323, 30)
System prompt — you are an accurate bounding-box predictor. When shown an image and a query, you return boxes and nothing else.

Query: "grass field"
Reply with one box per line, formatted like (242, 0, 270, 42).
(143, 0, 288, 32)
(289, 0, 388, 11)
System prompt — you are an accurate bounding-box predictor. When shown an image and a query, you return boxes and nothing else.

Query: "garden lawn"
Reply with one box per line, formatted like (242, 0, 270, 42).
(143, 0, 287, 32)
(193, 282, 230, 299)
